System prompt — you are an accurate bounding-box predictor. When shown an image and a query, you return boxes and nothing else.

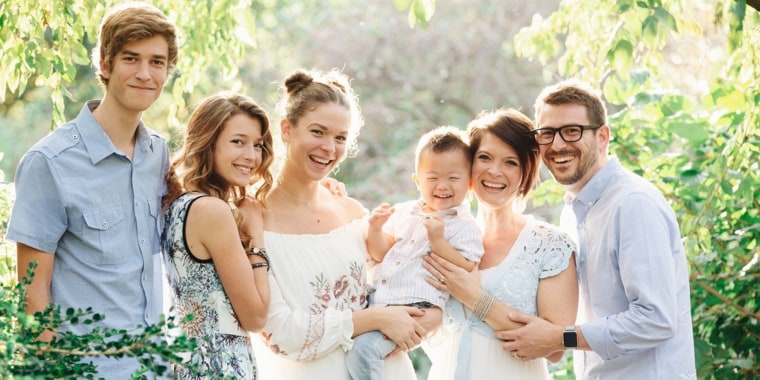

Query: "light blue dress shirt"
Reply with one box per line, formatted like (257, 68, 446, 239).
(561, 157, 696, 379)
(6, 101, 169, 379)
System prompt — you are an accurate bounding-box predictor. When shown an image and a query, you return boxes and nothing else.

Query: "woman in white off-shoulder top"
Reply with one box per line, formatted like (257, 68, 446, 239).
(252, 68, 430, 380)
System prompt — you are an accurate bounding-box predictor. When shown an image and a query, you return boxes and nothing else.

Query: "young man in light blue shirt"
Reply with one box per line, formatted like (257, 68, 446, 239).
(498, 79, 696, 379)
(6, 3, 178, 378)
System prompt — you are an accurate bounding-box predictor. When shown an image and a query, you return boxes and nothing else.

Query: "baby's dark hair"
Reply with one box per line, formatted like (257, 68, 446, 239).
(414, 125, 471, 172)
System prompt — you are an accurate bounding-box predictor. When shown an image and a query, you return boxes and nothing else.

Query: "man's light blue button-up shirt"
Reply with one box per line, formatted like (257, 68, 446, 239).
(6, 100, 169, 378)
(560, 157, 696, 379)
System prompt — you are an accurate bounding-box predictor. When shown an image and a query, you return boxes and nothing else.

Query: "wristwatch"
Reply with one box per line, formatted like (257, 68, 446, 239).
(562, 325, 578, 348)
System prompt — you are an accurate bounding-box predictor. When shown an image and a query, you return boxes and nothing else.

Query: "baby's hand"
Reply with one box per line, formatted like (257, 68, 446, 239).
(369, 203, 394, 229)
(423, 215, 445, 241)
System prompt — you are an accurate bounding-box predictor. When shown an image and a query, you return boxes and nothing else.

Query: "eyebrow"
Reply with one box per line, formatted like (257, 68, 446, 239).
(309, 123, 348, 135)
(120, 49, 168, 61)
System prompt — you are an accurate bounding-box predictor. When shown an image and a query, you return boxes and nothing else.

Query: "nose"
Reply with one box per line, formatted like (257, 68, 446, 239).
(487, 161, 500, 175)
(550, 132, 569, 150)
(321, 139, 335, 153)
(135, 61, 151, 80)
(244, 144, 261, 161)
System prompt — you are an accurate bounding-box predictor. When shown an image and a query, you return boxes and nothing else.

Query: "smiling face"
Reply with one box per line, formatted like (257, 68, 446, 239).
(213, 114, 265, 188)
(414, 147, 471, 212)
(281, 102, 351, 181)
(536, 103, 608, 194)
(100, 35, 169, 114)
(470, 132, 524, 208)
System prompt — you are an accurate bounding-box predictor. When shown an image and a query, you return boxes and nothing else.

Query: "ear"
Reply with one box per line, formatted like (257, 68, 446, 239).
(597, 124, 611, 154)
(99, 58, 111, 80)
(280, 119, 292, 143)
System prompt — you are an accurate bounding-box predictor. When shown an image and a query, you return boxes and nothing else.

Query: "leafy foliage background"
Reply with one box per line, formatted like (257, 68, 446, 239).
(1, 0, 758, 378)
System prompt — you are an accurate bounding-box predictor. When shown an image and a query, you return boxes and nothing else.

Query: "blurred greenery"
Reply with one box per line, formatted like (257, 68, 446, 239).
(1, 0, 758, 378)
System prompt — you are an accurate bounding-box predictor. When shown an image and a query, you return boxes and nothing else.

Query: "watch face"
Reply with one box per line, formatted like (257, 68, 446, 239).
(563, 330, 578, 348)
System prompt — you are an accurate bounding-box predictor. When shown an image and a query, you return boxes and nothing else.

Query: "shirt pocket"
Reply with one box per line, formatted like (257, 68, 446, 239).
(83, 204, 128, 264)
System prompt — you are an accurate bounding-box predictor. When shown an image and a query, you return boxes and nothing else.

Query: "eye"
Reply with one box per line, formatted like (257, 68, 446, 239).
(336, 135, 347, 143)
(123, 56, 137, 62)
(311, 129, 324, 136)
(506, 160, 519, 167)
(476, 154, 491, 161)
(152, 59, 166, 66)
(231, 139, 244, 145)
(450, 176, 461, 181)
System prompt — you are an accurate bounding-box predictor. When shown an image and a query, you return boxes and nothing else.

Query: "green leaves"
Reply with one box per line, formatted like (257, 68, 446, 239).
(394, 0, 435, 28)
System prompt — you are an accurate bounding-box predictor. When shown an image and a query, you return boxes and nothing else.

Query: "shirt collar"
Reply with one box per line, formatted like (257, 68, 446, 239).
(411, 198, 465, 218)
(564, 156, 621, 208)
(76, 100, 152, 164)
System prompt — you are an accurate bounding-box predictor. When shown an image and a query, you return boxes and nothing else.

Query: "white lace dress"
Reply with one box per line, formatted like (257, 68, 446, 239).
(424, 217, 576, 380)
(252, 218, 416, 380)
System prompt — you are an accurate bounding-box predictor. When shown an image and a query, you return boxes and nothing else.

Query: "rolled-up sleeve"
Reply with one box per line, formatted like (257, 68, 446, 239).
(581, 193, 678, 359)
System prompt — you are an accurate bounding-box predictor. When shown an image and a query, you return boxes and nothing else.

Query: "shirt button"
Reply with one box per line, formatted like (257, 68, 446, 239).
(72, 134, 78, 139)
(136, 201, 141, 207)
(102, 221, 108, 227)
(410, 239, 415, 244)
(140, 238, 146, 244)
(381, 279, 387, 285)
(395, 261, 401, 266)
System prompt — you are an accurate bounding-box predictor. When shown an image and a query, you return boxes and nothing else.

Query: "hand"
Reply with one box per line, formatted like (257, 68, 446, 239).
(377, 306, 426, 352)
(320, 177, 347, 198)
(368, 203, 394, 230)
(423, 253, 481, 305)
(422, 215, 445, 241)
(496, 312, 565, 361)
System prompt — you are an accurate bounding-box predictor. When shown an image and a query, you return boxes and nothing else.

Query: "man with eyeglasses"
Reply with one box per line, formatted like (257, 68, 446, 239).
(497, 79, 696, 379)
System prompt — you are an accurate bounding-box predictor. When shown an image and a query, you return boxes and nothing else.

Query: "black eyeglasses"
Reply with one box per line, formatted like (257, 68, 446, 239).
(533, 124, 601, 145)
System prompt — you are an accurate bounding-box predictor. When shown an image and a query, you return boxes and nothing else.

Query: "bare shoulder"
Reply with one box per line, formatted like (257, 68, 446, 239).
(341, 195, 369, 220)
(188, 196, 234, 223)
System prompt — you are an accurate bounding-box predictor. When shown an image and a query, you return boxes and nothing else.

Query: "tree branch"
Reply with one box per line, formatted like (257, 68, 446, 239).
(695, 281, 760, 321)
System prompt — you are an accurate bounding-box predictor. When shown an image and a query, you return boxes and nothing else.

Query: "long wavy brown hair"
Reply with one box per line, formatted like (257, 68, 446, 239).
(163, 92, 274, 248)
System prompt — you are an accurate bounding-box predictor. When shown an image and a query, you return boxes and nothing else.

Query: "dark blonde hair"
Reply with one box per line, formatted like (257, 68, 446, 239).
(164, 92, 274, 207)
(163, 93, 274, 247)
(467, 108, 539, 197)
(414, 126, 471, 172)
(278, 68, 364, 157)
(534, 78, 607, 127)
(93, 2, 179, 86)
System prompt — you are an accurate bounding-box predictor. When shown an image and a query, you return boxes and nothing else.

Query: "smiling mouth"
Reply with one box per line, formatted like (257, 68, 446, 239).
(310, 155, 332, 166)
(482, 181, 506, 190)
(234, 165, 252, 174)
(433, 194, 453, 199)
(551, 155, 574, 164)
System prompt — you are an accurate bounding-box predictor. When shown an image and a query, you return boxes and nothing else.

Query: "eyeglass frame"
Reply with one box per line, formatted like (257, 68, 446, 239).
(533, 124, 602, 145)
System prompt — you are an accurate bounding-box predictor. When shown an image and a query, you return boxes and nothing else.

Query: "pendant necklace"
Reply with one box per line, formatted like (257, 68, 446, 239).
(277, 186, 320, 223)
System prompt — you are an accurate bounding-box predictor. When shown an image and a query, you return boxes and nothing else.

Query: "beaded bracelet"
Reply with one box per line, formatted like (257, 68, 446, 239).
(472, 291, 495, 320)
(247, 247, 270, 272)
(251, 262, 269, 271)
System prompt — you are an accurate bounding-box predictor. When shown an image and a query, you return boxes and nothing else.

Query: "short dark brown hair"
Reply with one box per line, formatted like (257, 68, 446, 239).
(467, 108, 539, 196)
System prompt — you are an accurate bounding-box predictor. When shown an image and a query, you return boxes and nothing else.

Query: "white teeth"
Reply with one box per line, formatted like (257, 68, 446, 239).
(310, 155, 330, 165)
(482, 181, 506, 189)
(553, 156, 572, 164)
(434, 194, 452, 198)
(234, 165, 251, 174)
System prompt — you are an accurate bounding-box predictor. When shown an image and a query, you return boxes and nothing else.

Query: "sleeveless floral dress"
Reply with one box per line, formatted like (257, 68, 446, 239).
(163, 192, 257, 379)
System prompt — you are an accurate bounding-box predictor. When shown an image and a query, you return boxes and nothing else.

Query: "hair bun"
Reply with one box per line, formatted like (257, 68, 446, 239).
(284, 70, 314, 95)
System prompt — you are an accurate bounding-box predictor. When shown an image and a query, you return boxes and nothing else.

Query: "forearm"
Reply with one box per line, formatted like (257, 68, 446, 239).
(366, 230, 392, 262)
(429, 238, 474, 270)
